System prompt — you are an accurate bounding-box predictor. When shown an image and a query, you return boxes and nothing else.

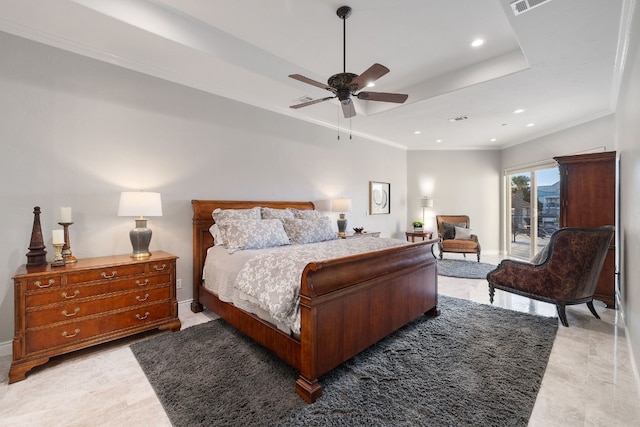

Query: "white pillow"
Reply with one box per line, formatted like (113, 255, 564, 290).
(212, 207, 262, 245)
(209, 224, 222, 244)
(282, 217, 337, 244)
(454, 226, 472, 240)
(223, 219, 290, 254)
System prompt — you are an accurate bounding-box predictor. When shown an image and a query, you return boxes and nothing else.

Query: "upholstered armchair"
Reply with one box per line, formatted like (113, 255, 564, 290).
(486, 226, 614, 327)
(435, 215, 481, 262)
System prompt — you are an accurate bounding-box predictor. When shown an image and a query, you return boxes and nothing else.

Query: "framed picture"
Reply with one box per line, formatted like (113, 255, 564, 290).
(369, 181, 390, 215)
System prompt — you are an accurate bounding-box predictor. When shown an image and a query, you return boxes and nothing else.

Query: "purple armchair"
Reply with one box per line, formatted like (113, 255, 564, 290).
(487, 226, 614, 327)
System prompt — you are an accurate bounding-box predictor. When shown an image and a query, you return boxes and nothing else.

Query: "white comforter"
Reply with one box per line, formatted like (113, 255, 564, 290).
(203, 237, 408, 334)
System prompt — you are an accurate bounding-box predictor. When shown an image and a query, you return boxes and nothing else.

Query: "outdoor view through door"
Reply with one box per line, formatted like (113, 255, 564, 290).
(508, 166, 560, 260)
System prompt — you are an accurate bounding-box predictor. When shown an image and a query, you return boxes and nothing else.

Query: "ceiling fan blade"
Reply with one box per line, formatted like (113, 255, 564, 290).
(357, 91, 408, 103)
(341, 100, 356, 118)
(290, 96, 334, 109)
(350, 63, 390, 90)
(289, 74, 335, 92)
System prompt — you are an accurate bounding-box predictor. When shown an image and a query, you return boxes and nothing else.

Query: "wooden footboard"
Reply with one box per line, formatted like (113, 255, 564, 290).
(192, 200, 438, 403)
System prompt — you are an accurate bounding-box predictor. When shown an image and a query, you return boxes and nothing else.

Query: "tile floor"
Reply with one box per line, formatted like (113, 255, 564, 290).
(0, 254, 639, 426)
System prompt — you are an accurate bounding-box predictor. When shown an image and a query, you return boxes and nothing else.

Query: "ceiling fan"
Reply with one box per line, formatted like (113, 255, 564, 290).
(289, 6, 408, 118)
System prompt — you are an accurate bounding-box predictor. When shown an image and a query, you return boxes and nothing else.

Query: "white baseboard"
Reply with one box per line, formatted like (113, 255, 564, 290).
(0, 299, 196, 358)
(178, 298, 193, 313)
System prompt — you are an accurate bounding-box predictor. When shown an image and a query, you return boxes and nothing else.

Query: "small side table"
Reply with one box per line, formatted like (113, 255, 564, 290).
(405, 231, 433, 242)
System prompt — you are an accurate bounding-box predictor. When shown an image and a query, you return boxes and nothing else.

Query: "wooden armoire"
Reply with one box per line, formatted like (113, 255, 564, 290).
(554, 151, 616, 308)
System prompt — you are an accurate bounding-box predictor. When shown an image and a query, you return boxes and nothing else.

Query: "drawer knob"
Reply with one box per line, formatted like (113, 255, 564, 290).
(136, 293, 150, 302)
(154, 264, 167, 271)
(136, 279, 150, 287)
(61, 290, 80, 299)
(34, 279, 56, 288)
(62, 308, 80, 317)
(136, 311, 150, 320)
(61, 329, 80, 338)
(101, 271, 117, 279)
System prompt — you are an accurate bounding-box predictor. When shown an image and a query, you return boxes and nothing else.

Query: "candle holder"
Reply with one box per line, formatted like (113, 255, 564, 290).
(58, 222, 77, 264)
(51, 243, 65, 267)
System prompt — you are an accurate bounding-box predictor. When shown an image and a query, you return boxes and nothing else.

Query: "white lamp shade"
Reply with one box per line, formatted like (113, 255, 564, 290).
(420, 197, 434, 208)
(332, 198, 352, 213)
(118, 192, 163, 217)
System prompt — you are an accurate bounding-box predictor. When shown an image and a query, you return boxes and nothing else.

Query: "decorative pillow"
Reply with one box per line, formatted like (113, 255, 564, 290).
(287, 208, 323, 219)
(212, 207, 262, 245)
(454, 226, 472, 240)
(282, 217, 337, 244)
(442, 222, 467, 240)
(261, 207, 295, 220)
(531, 243, 550, 264)
(223, 219, 290, 254)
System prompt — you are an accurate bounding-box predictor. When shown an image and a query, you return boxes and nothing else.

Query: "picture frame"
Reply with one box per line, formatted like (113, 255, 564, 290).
(369, 181, 390, 215)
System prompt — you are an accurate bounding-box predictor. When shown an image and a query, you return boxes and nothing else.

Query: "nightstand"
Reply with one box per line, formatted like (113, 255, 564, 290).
(341, 231, 381, 239)
(405, 231, 433, 242)
(9, 251, 181, 383)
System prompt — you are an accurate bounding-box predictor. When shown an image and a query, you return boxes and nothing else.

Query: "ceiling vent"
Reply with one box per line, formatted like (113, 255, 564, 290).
(510, 0, 552, 16)
(448, 115, 469, 122)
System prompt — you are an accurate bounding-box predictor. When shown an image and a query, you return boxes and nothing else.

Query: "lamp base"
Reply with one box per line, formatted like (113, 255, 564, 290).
(337, 214, 348, 237)
(130, 219, 152, 259)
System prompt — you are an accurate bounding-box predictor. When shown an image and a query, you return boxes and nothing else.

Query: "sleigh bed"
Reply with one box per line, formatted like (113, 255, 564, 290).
(191, 199, 439, 403)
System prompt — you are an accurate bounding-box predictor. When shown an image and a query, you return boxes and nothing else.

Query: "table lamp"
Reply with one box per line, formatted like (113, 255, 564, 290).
(118, 191, 162, 258)
(332, 198, 352, 237)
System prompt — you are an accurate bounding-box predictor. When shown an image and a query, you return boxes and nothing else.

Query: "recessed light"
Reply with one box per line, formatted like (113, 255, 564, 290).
(435, 139, 443, 143)
(527, 123, 535, 127)
(490, 138, 497, 142)
(513, 109, 525, 114)
(366, 82, 375, 88)
(414, 131, 421, 135)
(471, 38, 485, 47)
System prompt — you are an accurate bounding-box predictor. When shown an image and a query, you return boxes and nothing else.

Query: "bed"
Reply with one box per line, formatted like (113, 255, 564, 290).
(191, 199, 439, 403)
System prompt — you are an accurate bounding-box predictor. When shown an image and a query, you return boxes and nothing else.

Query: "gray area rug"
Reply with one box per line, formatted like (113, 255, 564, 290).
(438, 259, 497, 279)
(130, 296, 557, 427)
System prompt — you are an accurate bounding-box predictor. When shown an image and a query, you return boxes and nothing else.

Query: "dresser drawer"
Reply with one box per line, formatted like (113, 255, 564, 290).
(66, 264, 147, 284)
(26, 286, 172, 328)
(25, 275, 63, 291)
(26, 273, 172, 307)
(26, 302, 172, 354)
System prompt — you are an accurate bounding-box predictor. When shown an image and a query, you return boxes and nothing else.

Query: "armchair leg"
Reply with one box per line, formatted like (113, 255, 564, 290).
(556, 304, 569, 327)
(586, 301, 601, 320)
(489, 286, 495, 304)
(477, 252, 480, 262)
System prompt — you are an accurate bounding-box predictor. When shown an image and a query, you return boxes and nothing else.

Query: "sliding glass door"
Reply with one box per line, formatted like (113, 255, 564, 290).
(507, 166, 560, 260)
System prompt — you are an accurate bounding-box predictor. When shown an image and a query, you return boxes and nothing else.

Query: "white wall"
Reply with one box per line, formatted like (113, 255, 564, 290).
(0, 32, 408, 345)
(614, 0, 640, 379)
(407, 150, 501, 254)
(500, 115, 616, 168)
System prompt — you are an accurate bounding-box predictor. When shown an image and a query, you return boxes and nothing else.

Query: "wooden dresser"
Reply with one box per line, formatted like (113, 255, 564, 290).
(10, 251, 181, 383)
(554, 151, 616, 307)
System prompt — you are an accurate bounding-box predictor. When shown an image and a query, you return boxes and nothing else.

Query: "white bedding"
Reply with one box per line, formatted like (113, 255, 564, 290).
(203, 237, 408, 335)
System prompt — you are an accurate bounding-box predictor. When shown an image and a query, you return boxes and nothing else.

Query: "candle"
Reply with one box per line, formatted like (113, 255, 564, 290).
(52, 229, 65, 245)
(60, 207, 72, 223)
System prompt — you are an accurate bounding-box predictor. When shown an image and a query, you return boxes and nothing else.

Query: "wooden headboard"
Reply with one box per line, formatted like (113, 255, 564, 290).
(191, 200, 316, 300)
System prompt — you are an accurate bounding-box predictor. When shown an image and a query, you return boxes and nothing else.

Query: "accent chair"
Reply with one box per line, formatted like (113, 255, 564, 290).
(435, 215, 481, 262)
(486, 226, 614, 327)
